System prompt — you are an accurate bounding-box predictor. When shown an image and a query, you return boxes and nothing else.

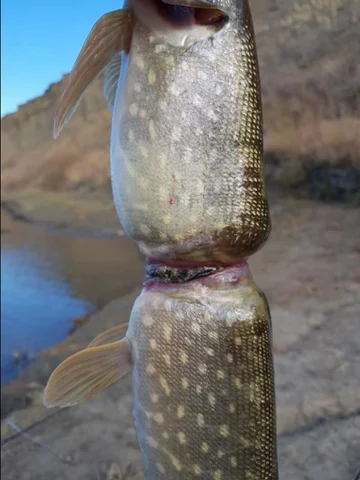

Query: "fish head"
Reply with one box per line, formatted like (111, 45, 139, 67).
(130, 0, 237, 47)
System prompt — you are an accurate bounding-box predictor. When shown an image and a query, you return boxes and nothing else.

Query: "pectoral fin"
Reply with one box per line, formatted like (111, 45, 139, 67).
(43, 339, 132, 408)
(53, 9, 133, 138)
(102, 53, 123, 112)
(87, 324, 129, 348)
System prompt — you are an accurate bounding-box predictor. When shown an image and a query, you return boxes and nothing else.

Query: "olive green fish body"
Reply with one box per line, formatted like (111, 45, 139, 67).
(127, 265, 278, 479)
(44, 1, 278, 479)
(111, 1, 270, 265)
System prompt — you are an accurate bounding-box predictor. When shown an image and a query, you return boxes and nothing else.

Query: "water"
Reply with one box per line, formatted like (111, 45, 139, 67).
(1, 213, 144, 385)
(1, 247, 93, 384)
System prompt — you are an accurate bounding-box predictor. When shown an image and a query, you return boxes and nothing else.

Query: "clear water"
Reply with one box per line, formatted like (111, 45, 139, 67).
(1, 213, 143, 385)
(1, 246, 93, 384)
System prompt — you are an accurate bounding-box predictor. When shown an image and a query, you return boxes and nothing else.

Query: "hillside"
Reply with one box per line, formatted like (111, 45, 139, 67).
(1, 0, 359, 195)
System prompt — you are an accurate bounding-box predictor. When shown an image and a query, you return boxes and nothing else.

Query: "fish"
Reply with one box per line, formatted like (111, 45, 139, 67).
(44, 0, 278, 479)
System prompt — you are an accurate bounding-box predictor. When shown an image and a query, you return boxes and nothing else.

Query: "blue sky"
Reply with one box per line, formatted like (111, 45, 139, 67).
(1, 1, 123, 117)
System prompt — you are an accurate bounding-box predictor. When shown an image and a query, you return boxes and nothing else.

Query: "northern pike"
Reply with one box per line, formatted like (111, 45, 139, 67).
(44, 0, 278, 478)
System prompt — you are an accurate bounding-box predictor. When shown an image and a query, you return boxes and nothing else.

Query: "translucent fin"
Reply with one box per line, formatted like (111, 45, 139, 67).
(53, 9, 133, 138)
(43, 339, 131, 408)
(102, 53, 123, 111)
(87, 324, 129, 348)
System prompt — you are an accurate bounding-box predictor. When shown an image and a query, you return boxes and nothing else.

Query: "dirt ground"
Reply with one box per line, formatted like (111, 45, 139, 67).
(1, 189, 360, 480)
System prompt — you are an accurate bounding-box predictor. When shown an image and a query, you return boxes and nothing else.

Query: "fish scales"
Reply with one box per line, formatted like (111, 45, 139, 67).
(128, 267, 277, 479)
(44, 0, 279, 479)
(111, 2, 270, 265)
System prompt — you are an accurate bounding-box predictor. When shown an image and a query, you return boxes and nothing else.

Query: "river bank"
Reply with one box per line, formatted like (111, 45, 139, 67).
(1, 189, 360, 479)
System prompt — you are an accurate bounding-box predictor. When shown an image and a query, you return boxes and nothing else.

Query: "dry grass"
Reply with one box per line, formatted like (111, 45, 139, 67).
(264, 87, 360, 165)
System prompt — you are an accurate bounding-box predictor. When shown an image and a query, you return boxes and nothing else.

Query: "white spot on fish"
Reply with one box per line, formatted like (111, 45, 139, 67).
(137, 176, 149, 189)
(124, 158, 135, 177)
(133, 82, 142, 93)
(230, 456, 237, 467)
(214, 470, 223, 480)
(197, 414, 205, 427)
(158, 186, 167, 200)
(149, 339, 157, 350)
(181, 378, 189, 390)
(139, 108, 147, 119)
(198, 363, 207, 374)
(170, 454, 182, 471)
(147, 436, 158, 448)
(148, 68, 156, 85)
(155, 44, 167, 54)
(226, 353, 234, 363)
(146, 363, 156, 375)
(177, 405, 185, 418)
(194, 464, 202, 475)
(149, 120, 157, 140)
(163, 324, 172, 341)
(156, 463, 166, 474)
(208, 393, 216, 407)
(219, 425, 229, 437)
(129, 103, 138, 116)
(154, 413, 164, 424)
(164, 299, 173, 312)
(229, 403, 236, 413)
(207, 109, 218, 122)
(234, 378, 242, 389)
(135, 55, 145, 70)
(217, 370, 225, 380)
(208, 331, 218, 341)
(169, 84, 181, 97)
(163, 214, 171, 225)
(128, 130, 135, 142)
(193, 94, 202, 107)
(177, 432, 186, 444)
(198, 70, 208, 81)
(143, 314, 154, 326)
(165, 55, 175, 67)
(191, 323, 201, 335)
(151, 393, 159, 403)
(140, 224, 151, 235)
(136, 203, 149, 212)
(206, 348, 214, 357)
(196, 385, 202, 395)
(201, 442, 209, 453)
(197, 181, 205, 195)
(163, 354, 171, 366)
(215, 84, 223, 96)
(217, 449, 225, 458)
(139, 144, 148, 159)
(180, 351, 188, 364)
(171, 126, 182, 142)
(235, 336, 242, 346)
(160, 376, 170, 395)
(162, 431, 169, 439)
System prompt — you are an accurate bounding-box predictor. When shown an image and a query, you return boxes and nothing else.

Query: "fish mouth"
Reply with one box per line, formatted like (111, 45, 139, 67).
(155, 0, 229, 28)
